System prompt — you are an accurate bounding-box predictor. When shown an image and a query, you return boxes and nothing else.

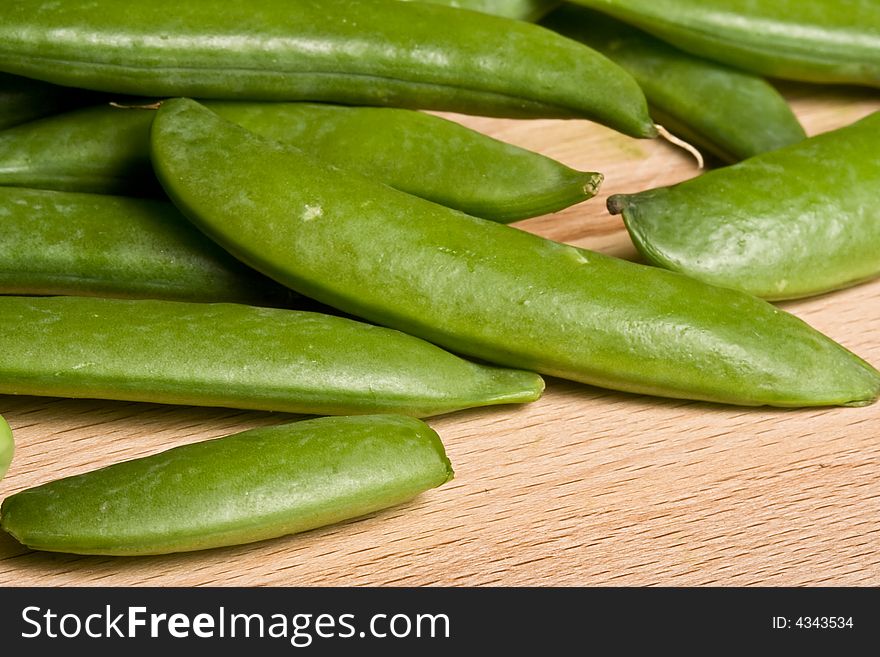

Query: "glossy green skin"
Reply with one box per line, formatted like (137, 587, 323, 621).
(0, 296, 543, 416)
(0, 72, 101, 131)
(0, 186, 294, 304)
(0, 414, 453, 555)
(610, 112, 880, 301)
(570, 0, 880, 87)
(0, 102, 601, 222)
(151, 100, 880, 408)
(407, 0, 560, 21)
(0, 0, 655, 138)
(0, 415, 12, 482)
(542, 6, 805, 163)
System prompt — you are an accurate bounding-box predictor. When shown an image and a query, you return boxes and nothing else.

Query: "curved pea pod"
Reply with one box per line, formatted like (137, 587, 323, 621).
(0, 296, 543, 416)
(407, 0, 560, 21)
(568, 0, 880, 87)
(0, 0, 655, 138)
(541, 6, 805, 163)
(0, 72, 102, 131)
(151, 99, 880, 408)
(0, 414, 453, 555)
(609, 112, 880, 301)
(0, 415, 12, 482)
(0, 103, 602, 222)
(0, 186, 296, 305)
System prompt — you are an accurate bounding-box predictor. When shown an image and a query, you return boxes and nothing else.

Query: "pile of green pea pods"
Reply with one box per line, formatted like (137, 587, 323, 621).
(0, 0, 878, 557)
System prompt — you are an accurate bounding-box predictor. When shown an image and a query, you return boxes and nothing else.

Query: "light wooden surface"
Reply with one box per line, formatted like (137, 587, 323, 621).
(1, 84, 878, 587)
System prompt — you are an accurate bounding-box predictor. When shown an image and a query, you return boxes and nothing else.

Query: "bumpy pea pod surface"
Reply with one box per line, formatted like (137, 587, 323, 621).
(0, 103, 602, 222)
(151, 99, 880, 408)
(569, 0, 880, 87)
(0, 186, 295, 304)
(609, 112, 880, 301)
(0, 415, 453, 555)
(0, 415, 12, 482)
(407, 0, 560, 21)
(0, 72, 102, 131)
(542, 6, 805, 163)
(0, 0, 655, 138)
(0, 296, 543, 417)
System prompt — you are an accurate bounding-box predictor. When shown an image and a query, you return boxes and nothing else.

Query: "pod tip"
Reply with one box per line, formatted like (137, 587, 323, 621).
(493, 370, 545, 405)
(583, 172, 604, 198)
(606, 194, 629, 215)
(443, 459, 455, 484)
(846, 368, 880, 407)
(0, 414, 13, 482)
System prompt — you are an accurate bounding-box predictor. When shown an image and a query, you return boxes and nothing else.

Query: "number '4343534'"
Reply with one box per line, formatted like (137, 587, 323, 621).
(795, 617, 854, 629)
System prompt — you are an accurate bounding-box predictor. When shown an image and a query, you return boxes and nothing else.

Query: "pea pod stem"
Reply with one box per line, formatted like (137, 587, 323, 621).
(542, 4, 806, 163)
(0, 0, 656, 137)
(0, 102, 602, 222)
(609, 111, 880, 301)
(654, 124, 703, 169)
(151, 99, 880, 408)
(568, 0, 880, 87)
(0, 415, 453, 555)
(0, 296, 543, 417)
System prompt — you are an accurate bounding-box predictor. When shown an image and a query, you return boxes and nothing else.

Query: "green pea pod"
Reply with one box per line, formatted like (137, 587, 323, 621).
(0, 0, 655, 138)
(407, 0, 560, 21)
(0, 186, 296, 304)
(541, 5, 805, 163)
(0, 415, 12, 482)
(609, 112, 880, 301)
(0, 106, 160, 197)
(0, 296, 543, 416)
(568, 0, 880, 87)
(0, 72, 102, 131)
(0, 103, 602, 222)
(0, 414, 453, 555)
(151, 99, 880, 408)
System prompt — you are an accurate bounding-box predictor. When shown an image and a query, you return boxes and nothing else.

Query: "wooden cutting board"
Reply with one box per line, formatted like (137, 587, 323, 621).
(1, 82, 878, 587)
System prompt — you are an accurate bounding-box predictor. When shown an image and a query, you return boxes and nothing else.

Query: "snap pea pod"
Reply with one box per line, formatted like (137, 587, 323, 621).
(0, 415, 12, 482)
(0, 296, 543, 417)
(608, 112, 880, 301)
(151, 99, 880, 408)
(568, 0, 880, 87)
(0, 186, 296, 304)
(407, 0, 560, 21)
(0, 103, 601, 222)
(542, 6, 805, 163)
(0, 414, 453, 555)
(0, 0, 655, 138)
(0, 72, 102, 131)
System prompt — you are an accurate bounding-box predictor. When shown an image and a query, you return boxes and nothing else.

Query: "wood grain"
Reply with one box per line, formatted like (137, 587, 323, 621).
(1, 83, 878, 587)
